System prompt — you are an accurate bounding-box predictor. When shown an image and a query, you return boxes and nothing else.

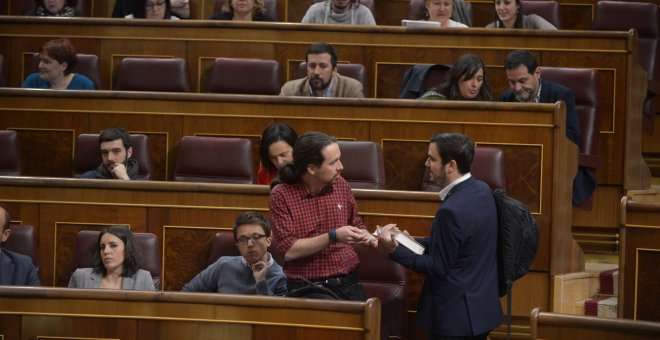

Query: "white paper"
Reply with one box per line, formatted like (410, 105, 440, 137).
(401, 19, 441, 28)
(374, 229, 425, 255)
(395, 232, 425, 255)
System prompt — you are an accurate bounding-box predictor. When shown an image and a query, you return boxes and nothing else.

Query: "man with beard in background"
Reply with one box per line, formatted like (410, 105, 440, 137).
(279, 42, 364, 98)
(81, 126, 139, 180)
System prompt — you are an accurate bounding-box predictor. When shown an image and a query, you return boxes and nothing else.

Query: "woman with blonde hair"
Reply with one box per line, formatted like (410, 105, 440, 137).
(211, 0, 272, 21)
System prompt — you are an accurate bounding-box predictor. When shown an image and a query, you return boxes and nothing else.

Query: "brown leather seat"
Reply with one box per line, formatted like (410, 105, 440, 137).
(1, 224, 39, 270)
(208, 58, 282, 95)
(296, 62, 368, 97)
(32, 53, 102, 89)
(354, 245, 408, 339)
(407, 0, 473, 23)
(521, 0, 561, 29)
(0, 54, 6, 87)
(173, 136, 255, 184)
(69, 230, 163, 289)
(213, 0, 278, 20)
(115, 58, 190, 92)
(0, 130, 21, 176)
(206, 231, 284, 267)
(540, 67, 603, 170)
(72, 133, 155, 180)
(312, 0, 375, 15)
(593, 0, 658, 133)
(422, 146, 506, 191)
(337, 140, 386, 189)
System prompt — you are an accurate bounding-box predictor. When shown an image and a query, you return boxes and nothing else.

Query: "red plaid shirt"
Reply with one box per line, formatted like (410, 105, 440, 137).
(269, 176, 365, 281)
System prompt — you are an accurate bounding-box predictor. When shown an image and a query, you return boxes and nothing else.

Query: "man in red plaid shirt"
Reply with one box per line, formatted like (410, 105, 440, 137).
(269, 131, 384, 300)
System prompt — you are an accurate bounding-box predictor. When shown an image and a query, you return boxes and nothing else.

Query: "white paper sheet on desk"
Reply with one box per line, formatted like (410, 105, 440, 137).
(401, 20, 441, 28)
(374, 229, 425, 255)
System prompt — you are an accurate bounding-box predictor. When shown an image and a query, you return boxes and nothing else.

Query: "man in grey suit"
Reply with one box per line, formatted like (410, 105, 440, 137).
(0, 206, 40, 286)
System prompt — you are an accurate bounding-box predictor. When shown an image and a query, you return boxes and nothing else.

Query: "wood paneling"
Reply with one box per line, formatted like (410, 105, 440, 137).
(0, 287, 379, 339)
(620, 198, 660, 322)
(0, 113, 569, 327)
(0, 16, 646, 191)
(530, 307, 660, 340)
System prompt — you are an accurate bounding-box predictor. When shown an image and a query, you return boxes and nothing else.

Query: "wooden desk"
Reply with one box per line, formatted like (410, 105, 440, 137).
(5, 0, 657, 29)
(0, 16, 648, 190)
(619, 195, 660, 322)
(0, 286, 381, 339)
(529, 307, 660, 340)
(0, 174, 570, 339)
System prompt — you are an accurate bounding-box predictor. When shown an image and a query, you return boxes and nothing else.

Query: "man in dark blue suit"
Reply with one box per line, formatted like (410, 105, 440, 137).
(379, 133, 502, 340)
(0, 206, 40, 286)
(500, 49, 596, 205)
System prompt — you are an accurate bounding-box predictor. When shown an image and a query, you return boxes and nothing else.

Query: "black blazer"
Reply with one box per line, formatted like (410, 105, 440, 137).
(390, 177, 503, 336)
(500, 79, 596, 205)
(0, 248, 40, 286)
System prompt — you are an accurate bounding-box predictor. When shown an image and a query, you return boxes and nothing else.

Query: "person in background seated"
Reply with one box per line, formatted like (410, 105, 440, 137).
(125, 0, 179, 19)
(499, 50, 595, 205)
(418, 0, 468, 28)
(280, 42, 364, 98)
(32, 0, 78, 16)
(68, 226, 155, 290)
(379, 133, 503, 340)
(210, 0, 272, 21)
(0, 206, 40, 286)
(182, 212, 287, 295)
(22, 39, 94, 90)
(257, 123, 298, 185)
(419, 54, 494, 101)
(486, 0, 556, 29)
(81, 127, 140, 180)
(302, 0, 375, 26)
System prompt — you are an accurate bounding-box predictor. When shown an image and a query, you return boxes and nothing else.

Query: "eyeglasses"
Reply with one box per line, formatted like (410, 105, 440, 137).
(145, 1, 165, 9)
(236, 233, 267, 245)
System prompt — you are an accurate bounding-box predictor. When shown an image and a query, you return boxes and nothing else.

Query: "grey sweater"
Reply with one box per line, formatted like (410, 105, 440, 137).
(302, 1, 376, 25)
(181, 254, 287, 295)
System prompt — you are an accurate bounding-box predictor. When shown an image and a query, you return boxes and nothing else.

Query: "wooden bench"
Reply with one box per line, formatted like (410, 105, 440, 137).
(530, 307, 660, 339)
(0, 286, 381, 339)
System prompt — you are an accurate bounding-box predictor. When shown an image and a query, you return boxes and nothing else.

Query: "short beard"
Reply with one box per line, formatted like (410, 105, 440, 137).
(310, 76, 331, 92)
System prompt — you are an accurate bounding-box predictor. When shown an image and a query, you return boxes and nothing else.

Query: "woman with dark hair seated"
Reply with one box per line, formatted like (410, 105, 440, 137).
(419, 54, 494, 101)
(486, 0, 556, 29)
(125, 0, 179, 19)
(32, 0, 78, 16)
(211, 0, 272, 21)
(22, 38, 95, 90)
(257, 123, 297, 185)
(68, 226, 155, 290)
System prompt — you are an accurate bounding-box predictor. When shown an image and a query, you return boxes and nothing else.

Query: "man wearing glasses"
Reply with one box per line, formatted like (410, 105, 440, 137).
(181, 211, 287, 295)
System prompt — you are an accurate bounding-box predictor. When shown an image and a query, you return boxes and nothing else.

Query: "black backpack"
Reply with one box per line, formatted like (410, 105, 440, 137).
(493, 188, 540, 340)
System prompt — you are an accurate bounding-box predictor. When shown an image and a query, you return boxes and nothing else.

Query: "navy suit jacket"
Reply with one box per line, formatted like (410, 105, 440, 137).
(500, 79, 596, 205)
(0, 248, 40, 286)
(390, 177, 503, 337)
(500, 79, 580, 145)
